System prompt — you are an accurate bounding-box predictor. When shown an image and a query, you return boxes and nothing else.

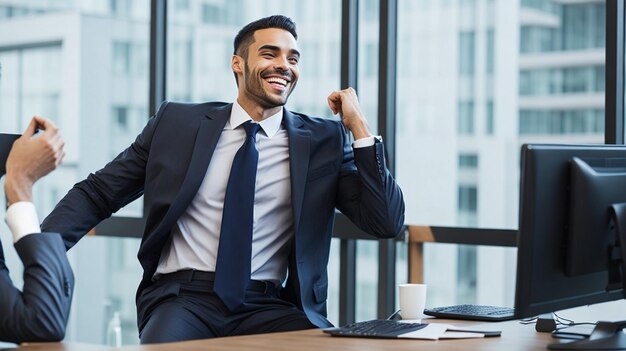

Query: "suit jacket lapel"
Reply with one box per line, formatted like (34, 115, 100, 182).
(284, 110, 310, 235)
(172, 103, 231, 211)
(156, 103, 231, 238)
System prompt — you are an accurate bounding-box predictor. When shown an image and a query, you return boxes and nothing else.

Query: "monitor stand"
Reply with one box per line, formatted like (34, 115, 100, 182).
(547, 321, 626, 350)
(549, 204, 626, 350)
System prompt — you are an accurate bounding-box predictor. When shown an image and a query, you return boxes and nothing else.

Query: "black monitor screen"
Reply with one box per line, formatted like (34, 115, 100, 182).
(514, 144, 625, 319)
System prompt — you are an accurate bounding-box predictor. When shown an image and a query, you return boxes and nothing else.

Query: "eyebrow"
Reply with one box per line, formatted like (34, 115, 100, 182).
(258, 44, 301, 58)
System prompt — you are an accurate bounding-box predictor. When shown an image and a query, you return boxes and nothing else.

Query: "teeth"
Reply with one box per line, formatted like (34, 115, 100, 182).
(266, 77, 288, 86)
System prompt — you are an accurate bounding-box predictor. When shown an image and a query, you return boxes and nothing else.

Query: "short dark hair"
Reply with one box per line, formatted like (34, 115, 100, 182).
(233, 15, 298, 59)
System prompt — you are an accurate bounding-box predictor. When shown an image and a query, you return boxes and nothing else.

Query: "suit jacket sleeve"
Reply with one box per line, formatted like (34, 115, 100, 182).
(0, 234, 74, 343)
(335, 124, 405, 238)
(41, 102, 169, 249)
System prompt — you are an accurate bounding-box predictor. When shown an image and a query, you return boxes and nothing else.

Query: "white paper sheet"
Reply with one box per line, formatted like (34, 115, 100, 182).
(397, 323, 448, 340)
(397, 321, 493, 340)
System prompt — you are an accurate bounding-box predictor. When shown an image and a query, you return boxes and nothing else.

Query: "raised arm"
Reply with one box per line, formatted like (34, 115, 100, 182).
(328, 88, 405, 238)
(41, 102, 167, 249)
(0, 117, 74, 343)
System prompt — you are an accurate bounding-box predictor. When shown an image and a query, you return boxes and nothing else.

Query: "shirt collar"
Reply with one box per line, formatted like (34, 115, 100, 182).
(228, 101, 283, 138)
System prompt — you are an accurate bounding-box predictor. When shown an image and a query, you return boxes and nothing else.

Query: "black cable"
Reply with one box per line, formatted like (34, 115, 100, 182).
(387, 309, 402, 320)
(519, 317, 538, 325)
(553, 312, 575, 326)
(515, 312, 596, 339)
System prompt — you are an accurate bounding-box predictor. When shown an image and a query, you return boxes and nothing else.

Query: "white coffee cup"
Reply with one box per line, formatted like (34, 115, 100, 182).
(398, 283, 427, 320)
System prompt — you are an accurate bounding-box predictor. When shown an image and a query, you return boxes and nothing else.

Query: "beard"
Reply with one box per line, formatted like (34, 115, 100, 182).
(242, 60, 296, 108)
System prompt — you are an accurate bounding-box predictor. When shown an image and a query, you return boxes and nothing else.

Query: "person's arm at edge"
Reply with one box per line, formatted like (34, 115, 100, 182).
(327, 88, 405, 238)
(40, 101, 169, 250)
(0, 116, 73, 343)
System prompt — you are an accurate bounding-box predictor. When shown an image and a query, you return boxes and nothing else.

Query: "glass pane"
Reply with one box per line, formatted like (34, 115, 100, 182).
(0, 0, 149, 345)
(353, 0, 380, 323)
(358, 0, 379, 133)
(166, 0, 341, 117)
(166, 0, 344, 323)
(165, 0, 342, 324)
(397, 0, 605, 308)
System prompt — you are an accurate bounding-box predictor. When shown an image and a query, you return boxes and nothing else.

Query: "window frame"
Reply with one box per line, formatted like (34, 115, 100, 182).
(96, 0, 625, 322)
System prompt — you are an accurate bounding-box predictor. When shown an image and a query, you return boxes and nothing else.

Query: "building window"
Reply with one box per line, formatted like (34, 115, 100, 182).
(519, 66, 604, 96)
(458, 101, 475, 135)
(563, 67, 591, 93)
(201, 1, 241, 25)
(110, 0, 131, 16)
(459, 154, 479, 169)
(486, 29, 494, 75)
(458, 185, 478, 213)
(521, 0, 558, 13)
(520, 2, 605, 53)
(201, 4, 219, 24)
(174, 0, 189, 11)
(562, 3, 605, 51)
(594, 66, 605, 92)
(458, 185, 478, 227)
(520, 26, 556, 53)
(113, 106, 129, 129)
(457, 245, 477, 303)
(519, 109, 604, 135)
(458, 31, 475, 76)
(112, 41, 131, 75)
(486, 101, 494, 135)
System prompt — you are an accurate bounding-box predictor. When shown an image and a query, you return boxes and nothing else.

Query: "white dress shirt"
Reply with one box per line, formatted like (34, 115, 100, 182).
(5, 201, 41, 243)
(156, 102, 293, 283)
(155, 101, 378, 284)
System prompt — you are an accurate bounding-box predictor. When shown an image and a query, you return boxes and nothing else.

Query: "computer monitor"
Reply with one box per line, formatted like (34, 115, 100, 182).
(514, 144, 626, 350)
(569, 156, 626, 280)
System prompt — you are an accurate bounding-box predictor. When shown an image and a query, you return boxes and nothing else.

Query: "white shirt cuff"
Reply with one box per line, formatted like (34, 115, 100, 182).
(5, 201, 41, 243)
(353, 136, 381, 148)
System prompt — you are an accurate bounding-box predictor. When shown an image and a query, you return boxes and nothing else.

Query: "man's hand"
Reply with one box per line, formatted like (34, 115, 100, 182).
(327, 87, 373, 140)
(5, 116, 65, 205)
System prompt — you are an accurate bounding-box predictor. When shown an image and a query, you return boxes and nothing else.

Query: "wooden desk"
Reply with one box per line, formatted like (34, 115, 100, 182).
(8, 319, 560, 351)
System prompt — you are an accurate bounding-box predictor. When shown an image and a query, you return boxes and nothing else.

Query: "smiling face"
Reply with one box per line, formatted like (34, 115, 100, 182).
(232, 28, 300, 116)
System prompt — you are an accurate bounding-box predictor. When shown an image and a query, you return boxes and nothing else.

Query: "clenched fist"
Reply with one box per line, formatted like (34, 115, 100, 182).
(5, 116, 65, 204)
(327, 87, 373, 140)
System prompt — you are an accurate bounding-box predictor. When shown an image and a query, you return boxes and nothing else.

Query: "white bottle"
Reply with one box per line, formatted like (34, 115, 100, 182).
(106, 311, 122, 347)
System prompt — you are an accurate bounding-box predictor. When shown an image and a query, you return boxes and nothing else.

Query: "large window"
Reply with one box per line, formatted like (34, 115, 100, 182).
(165, 0, 343, 324)
(0, 0, 149, 345)
(396, 0, 606, 308)
(166, 0, 340, 118)
(0, 0, 619, 345)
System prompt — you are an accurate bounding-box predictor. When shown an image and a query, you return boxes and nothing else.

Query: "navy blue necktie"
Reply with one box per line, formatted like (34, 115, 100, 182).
(214, 121, 261, 310)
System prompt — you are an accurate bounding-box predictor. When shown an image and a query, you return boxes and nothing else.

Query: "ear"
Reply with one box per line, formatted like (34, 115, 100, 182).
(232, 55, 243, 75)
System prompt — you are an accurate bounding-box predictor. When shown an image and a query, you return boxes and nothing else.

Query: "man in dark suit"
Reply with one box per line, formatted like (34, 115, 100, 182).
(41, 15, 404, 343)
(0, 116, 72, 343)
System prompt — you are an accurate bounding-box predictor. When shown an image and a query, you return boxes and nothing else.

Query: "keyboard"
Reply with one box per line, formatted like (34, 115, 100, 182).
(424, 304, 515, 322)
(323, 319, 428, 338)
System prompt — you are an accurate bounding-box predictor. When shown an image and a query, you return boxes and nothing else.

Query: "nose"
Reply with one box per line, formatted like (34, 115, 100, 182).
(274, 55, 289, 71)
